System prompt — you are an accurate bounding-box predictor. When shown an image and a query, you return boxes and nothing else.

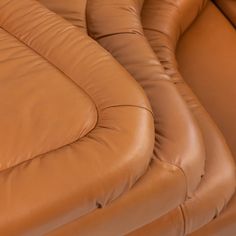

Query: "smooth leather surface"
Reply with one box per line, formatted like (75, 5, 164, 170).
(177, 0, 236, 159)
(214, 0, 236, 27)
(127, 208, 185, 236)
(176, 3, 236, 235)
(190, 192, 236, 236)
(128, 192, 236, 236)
(0, 0, 154, 234)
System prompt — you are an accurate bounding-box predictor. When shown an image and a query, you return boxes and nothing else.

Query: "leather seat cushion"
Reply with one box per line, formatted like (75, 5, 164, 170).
(46, 159, 187, 236)
(0, 0, 154, 235)
(0, 27, 97, 171)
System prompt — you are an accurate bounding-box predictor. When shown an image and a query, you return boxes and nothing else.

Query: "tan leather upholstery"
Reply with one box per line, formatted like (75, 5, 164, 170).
(48, 159, 187, 236)
(176, 2, 236, 235)
(128, 192, 236, 236)
(45, 0, 236, 235)
(190, 193, 236, 236)
(0, 0, 154, 234)
(128, 1, 236, 235)
(87, 0, 205, 197)
(142, 0, 236, 234)
(177, 1, 236, 159)
(1, 0, 236, 235)
(214, 0, 236, 27)
(82, 0, 235, 235)
(42, 1, 206, 234)
(38, 0, 87, 30)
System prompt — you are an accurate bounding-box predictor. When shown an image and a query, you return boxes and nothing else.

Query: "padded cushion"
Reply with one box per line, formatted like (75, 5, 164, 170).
(47, 159, 187, 236)
(0, 0, 154, 235)
(87, 0, 205, 198)
(142, 0, 236, 233)
(177, 1, 236, 159)
(0, 31, 97, 171)
(38, 0, 87, 30)
(84, 0, 209, 234)
(43, 0, 208, 234)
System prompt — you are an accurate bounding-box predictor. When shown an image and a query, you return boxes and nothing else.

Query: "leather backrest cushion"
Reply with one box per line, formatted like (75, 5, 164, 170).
(38, 0, 87, 30)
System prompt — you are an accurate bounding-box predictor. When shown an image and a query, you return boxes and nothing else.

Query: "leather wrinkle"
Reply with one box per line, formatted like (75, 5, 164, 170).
(94, 31, 144, 41)
(142, 0, 236, 234)
(101, 104, 154, 118)
(0, 25, 101, 173)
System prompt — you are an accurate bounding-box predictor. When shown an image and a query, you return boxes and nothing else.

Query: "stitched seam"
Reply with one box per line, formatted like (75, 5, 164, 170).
(94, 31, 144, 40)
(102, 104, 154, 118)
(156, 158, 188, 200)
(0, 127, 96, 174)
(179, 205, 187, 236)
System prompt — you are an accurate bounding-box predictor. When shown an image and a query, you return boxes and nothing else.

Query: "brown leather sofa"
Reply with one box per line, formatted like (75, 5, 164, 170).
(87, 0, 236, 235)
(1, 0, 236, 235)
(142, 1, 236, 235)
(0, 0, 154, 234)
